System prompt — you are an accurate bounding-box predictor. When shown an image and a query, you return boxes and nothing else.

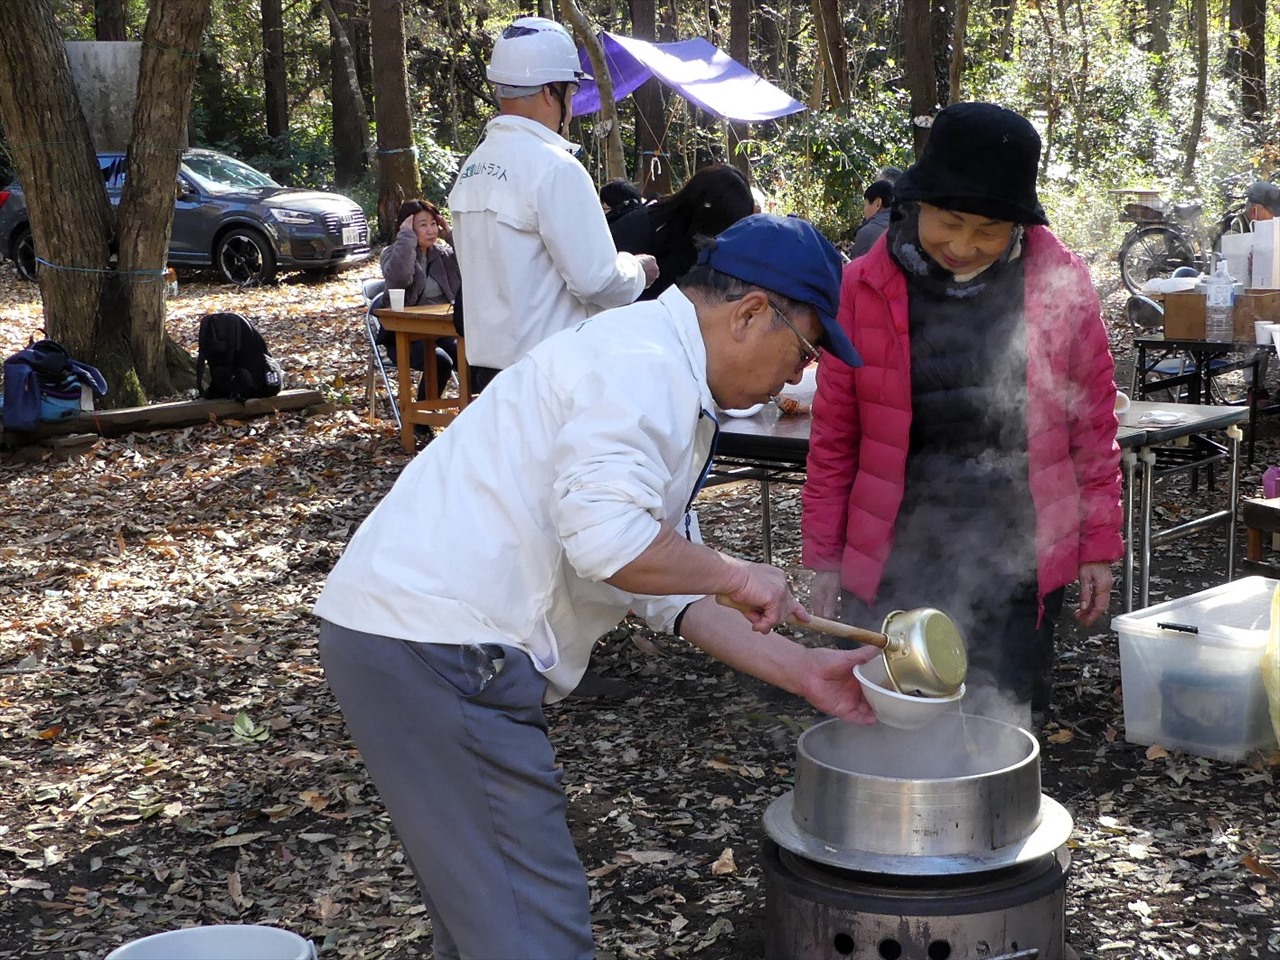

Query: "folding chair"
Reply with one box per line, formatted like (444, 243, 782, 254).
(359, 278, 400, 428)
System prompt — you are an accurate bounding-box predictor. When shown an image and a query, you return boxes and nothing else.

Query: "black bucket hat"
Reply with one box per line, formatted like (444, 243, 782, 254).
(893, 102, 1048, 226)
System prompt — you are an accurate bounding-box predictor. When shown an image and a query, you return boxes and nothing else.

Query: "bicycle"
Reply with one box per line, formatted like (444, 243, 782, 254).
(1116, 185, 1250, 294)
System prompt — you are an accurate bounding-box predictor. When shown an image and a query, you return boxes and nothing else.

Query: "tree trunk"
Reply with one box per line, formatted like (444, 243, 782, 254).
(370, 0, 420, 239)
(1035, 1, 1058, 177)
(1181, 0, 1207, 184)
(1239, 0, 1266, 125)
(559, 0, 625, 181)
(95, 0, 127, 41)
(903, 0, 937, 156)
(947, 0, 970, 104)
(0, 0, 115, 365)
(194, 46, 232, 145)
(630, 0, 671, 194)
(261, 0, 289, 181)
(811, 0, 849, 108)
(1148, 0, 1170, 101)
(726, 0, 751, 179)
(0, 0, 210, 404)
(993, 0, 1016, 60)
(116, 0, 213, 399)
(323, 0, 372, 188)
(1148, 0, 1170, 53)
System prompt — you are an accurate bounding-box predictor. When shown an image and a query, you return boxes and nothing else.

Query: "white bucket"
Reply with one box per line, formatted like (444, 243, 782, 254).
(104, 924, 316, 960)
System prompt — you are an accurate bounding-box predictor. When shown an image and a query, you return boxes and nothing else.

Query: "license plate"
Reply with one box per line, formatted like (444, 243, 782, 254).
(342, 226, 360, 246)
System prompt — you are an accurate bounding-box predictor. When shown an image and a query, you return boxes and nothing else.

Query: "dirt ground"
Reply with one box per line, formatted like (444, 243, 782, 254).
(0, 261, 1278, 959)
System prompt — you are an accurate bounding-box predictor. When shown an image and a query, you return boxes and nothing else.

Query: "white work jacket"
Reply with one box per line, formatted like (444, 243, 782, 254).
(448, 115, 647, 370)
(313, 287, 719, 701)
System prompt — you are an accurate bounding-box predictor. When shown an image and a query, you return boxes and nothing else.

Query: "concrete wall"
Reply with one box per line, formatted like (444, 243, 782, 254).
(64, 41, 142, 152)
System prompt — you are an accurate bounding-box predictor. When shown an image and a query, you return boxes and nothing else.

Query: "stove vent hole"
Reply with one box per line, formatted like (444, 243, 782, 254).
(876, 941, 902, 960)
(832, 933, 854, 955)
(927, 943, 952, 960)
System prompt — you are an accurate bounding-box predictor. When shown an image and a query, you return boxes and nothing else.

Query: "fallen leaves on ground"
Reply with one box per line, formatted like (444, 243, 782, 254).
(0, 262, 1278, 957)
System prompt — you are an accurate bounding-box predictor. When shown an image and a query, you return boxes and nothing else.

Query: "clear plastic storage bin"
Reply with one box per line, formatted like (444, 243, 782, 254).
(1112, 576, 1279, 762)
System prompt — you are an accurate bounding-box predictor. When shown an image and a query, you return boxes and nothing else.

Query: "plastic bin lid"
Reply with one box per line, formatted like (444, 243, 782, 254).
(1112, 576, 1279, 648)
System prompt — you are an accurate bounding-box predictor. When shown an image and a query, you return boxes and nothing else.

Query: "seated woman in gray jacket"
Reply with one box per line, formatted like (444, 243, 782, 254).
(379, 199, 462, 397)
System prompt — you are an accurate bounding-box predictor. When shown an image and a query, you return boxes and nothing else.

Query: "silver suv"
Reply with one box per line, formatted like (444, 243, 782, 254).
(0, 148, 371, 285)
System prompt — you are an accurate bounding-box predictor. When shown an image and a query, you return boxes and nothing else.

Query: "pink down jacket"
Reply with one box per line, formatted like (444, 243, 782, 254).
(802, 227, 1124, 606)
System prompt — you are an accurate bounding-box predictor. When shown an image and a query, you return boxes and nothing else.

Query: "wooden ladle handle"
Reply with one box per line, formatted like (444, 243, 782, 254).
(715, 595, 890, 649)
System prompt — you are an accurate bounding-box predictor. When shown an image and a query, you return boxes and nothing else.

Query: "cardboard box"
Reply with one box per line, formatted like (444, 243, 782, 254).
(1234, 290, 1280, 341)
(1113, 576, 1280, 762)
(1161, 291, 1206, 339)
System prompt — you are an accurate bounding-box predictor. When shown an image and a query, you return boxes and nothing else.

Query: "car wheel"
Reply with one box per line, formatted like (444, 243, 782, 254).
(215, 228, 277, 286)
(12, 226, 36, 282)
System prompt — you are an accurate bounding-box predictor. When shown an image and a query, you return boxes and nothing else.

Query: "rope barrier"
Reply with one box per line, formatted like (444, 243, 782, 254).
(34, 258, 169, 282)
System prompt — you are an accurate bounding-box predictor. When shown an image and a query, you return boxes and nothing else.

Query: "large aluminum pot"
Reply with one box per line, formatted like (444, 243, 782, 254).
(790, 716, 1042, 858)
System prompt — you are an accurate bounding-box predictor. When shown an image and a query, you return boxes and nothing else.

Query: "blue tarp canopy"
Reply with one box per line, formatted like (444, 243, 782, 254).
(571, 31, 806, 123)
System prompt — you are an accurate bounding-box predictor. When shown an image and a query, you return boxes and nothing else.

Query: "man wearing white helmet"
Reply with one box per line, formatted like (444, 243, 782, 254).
(449, 17, 659, 389)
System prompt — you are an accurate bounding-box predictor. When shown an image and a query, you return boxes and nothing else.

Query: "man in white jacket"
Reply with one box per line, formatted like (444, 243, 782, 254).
(316, 214, 876, 959)
(448, 17, 659, 390)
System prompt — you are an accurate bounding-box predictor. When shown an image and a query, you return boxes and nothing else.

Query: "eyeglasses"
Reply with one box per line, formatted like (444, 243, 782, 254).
(768, 300, 822, 366)
(726, 292, 823, 365)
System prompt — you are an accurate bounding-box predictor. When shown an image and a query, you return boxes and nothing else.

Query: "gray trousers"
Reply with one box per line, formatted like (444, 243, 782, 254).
(319, 620, 594, 960)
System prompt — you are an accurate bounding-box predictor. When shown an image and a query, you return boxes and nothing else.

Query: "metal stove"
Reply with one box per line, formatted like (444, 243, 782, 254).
(762, 716, 1073, 960)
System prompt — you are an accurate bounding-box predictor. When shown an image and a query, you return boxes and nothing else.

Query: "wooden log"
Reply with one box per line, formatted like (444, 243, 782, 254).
(2, 388, 333, 446)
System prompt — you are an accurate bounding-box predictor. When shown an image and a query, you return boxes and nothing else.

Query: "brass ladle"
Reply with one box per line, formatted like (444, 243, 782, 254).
(716, 597, 968, 698)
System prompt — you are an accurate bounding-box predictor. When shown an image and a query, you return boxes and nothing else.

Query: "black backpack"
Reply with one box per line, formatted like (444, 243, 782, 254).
(195, 313, 284, 401)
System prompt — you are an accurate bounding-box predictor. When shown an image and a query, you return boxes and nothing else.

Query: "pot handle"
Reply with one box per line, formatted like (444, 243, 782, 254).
(714, 595, 889, 649)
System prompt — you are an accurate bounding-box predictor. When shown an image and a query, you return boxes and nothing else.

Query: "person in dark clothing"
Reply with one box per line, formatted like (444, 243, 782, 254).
(600, 179, 644, 224)
(379, 198, 461, 400)
(848, 179, 894, 259)
(609, 163, 754, 299)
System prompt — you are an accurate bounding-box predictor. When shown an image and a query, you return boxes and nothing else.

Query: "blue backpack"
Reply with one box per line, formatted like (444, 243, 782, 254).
(2, 339, 108, 432)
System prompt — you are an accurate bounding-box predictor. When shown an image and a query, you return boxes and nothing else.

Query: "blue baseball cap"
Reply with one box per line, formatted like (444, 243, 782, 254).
(695, 213, 861, 368)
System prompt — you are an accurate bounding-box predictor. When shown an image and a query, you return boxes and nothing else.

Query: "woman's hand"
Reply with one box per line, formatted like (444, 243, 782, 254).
(808, 570, 842, 619)
(399, 214, 416, 235)
(435, 213, 452, 244)
(1075, 562, 1113, 626)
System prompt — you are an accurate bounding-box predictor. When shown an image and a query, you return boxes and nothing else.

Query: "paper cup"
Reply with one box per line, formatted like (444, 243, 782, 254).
(1114, 391, 1131, 415)
(387, 288, 406, 310)
(1257, 321, 1274, 345)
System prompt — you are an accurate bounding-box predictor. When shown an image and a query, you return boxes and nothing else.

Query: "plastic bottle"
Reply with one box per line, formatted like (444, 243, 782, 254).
(1204, 258, 1236, 342)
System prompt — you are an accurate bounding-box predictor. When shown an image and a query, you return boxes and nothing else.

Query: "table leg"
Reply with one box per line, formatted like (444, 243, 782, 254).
(455, 336, 471, 410)
(761, 479, 773, 565)
(1139, 446, 1157, 609)
(1132, 343, 1145, 397)
(424, 337, 439, 400)
(1227, 423, 1242, 580)
(1122, 450, 1137, 613)
(395, 331, 414, 453)
(1248, 354, 1260, 466)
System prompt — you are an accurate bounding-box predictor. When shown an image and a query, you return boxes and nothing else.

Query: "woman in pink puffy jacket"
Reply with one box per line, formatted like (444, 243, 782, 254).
(802, 103, 1123, 726)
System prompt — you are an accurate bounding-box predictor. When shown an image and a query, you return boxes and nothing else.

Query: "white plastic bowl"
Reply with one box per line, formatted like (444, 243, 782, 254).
(721, 403, 767, 418)
(854, 654, 965, 730)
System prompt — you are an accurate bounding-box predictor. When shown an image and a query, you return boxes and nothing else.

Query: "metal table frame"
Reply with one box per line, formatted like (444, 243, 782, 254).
(712, 400, 1247, 612)
(1133, 334, 1266, 464)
